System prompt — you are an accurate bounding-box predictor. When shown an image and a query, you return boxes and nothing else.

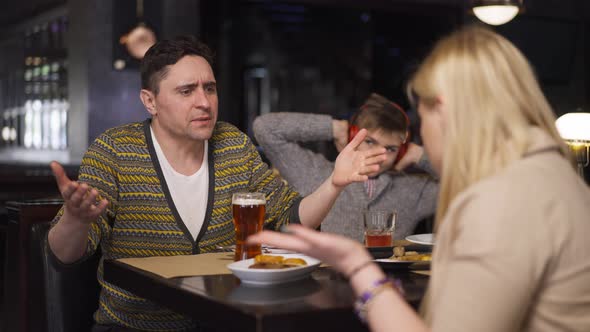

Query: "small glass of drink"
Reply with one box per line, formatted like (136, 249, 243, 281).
(232, 192, 266, 261)
(363, 210, 396, 247)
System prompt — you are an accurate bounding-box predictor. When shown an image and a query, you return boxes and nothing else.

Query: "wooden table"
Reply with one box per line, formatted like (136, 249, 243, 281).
(103, 257, 429, 332)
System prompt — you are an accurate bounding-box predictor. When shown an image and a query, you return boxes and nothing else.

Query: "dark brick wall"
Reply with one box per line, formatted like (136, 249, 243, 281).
(68, 0, 200, 147)
(85, 0, 154, 144)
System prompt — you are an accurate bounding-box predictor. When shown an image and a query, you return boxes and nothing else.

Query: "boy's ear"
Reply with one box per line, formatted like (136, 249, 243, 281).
(140, 89, 157, 115)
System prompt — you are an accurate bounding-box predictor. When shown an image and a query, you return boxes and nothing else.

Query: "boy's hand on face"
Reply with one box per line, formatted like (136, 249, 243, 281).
(332, 129, 386, 187)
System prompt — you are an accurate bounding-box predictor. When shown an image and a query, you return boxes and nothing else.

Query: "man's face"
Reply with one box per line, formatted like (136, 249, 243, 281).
(148, 55, 218, 143)
(357, 128, 405, 177)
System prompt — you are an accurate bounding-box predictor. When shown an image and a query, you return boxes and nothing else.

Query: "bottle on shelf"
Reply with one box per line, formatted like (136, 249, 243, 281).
(41, 57, 50, 82)
(59, 87, 69, 150)
(3, 72, 17, 147)
(32, 57, 41, 84)
(41, 82, 52, 149)
(23, 85, 34, 149)
(21, 81, 33, 147)
(1, 114, 10, 147)
(49, 82, 61, 150)
(10, 97, 20, 146)
(31, 82, 43, 149)
(50, 60, 60, 82)
(3, 98, 16, 147)
(1, 80, 10, 146)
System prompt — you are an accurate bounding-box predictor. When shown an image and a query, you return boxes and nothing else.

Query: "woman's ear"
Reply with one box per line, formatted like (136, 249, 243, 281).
(140, 89, 157, 116)
(435, 95, 444, 105)
(434, 96, 447, 132)
(434, 96, 445, 114)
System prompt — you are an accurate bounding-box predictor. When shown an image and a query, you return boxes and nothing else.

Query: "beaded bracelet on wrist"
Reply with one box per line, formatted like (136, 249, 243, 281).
(354, 277, 404, 323)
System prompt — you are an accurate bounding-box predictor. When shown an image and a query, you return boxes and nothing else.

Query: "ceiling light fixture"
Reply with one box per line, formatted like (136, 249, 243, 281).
(555, 112, 590, 179)
(472, 0, 523, 26)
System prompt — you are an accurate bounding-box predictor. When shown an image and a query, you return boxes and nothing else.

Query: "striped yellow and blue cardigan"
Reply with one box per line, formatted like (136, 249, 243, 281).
(51, 119, 302, 331)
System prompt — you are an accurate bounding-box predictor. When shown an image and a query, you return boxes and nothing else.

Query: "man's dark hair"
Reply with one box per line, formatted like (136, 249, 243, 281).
(353, 93, 408, 134)
(140, 35, 215, 94)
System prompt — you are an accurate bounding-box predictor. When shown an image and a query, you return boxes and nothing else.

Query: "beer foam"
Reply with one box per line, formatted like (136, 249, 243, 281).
(233, 198, 266, 205)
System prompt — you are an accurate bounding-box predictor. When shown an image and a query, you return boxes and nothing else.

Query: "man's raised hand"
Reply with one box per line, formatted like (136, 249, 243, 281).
(50, 161, 108, 224)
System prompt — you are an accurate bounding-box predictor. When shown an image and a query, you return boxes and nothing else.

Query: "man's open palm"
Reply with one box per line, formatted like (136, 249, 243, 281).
(50, 161, 108, 224)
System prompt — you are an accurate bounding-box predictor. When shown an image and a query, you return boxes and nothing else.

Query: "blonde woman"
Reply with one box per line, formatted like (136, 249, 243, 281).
(248, 25, 590, 332)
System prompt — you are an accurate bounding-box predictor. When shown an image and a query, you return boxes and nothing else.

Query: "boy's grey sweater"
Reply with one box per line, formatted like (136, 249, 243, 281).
(253, 112, 438, 242)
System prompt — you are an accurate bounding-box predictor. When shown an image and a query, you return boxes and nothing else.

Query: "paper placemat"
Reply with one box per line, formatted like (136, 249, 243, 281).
(117, 252, 235, 279)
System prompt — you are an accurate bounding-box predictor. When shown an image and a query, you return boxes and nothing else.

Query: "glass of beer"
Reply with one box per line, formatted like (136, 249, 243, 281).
(363, 210, 396, 247)
(232, 192, 266, 261)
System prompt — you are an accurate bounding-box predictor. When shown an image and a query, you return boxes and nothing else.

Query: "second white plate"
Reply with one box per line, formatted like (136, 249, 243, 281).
(374, 258, 416, 265)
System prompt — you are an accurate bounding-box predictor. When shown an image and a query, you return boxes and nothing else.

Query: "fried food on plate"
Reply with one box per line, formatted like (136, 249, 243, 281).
(249, 255, 308, 269)
(390, 246, 431, 262)
(393, 246, 405, 257)
(395, 253, 432, 261)
(283, 258, 307, 267)
(254, 254, 284, 264)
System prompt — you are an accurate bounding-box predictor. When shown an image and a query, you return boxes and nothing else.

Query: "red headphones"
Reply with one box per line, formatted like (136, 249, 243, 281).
(348, 101, 410, 165)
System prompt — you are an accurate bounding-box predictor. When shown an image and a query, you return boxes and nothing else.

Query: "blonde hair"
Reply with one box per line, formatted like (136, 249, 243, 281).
(407, 25, 570, 226)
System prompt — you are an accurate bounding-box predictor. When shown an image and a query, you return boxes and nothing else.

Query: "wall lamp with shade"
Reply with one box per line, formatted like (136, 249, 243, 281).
(555, 112, 590, 179)
(472, 0, 523, 26)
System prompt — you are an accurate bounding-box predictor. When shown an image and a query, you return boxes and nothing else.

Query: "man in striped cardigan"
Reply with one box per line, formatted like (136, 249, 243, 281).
(47, 36, 386, 331)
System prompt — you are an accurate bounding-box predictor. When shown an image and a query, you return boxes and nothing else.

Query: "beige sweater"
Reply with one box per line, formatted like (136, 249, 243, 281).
(426, 128, 590, 332)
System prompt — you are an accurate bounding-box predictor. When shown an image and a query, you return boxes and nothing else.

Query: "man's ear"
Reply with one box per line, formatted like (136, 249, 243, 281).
(140, 89, 157, 116)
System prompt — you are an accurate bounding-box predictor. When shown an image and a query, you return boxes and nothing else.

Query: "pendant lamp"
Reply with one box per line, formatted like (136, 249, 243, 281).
(556, 112, 590, 179)
(472, 0, 523, 26)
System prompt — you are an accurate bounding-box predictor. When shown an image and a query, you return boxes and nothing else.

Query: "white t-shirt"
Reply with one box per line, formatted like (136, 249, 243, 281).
(151, 128, 209, 241)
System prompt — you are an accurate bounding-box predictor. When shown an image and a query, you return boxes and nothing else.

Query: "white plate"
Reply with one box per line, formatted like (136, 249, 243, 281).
(405, 233, 435, 246)
(374, 258, 416, 265)
(226, 254, 321, 286)
(374, 258, 431, 269)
